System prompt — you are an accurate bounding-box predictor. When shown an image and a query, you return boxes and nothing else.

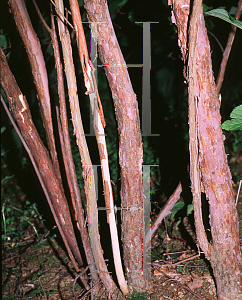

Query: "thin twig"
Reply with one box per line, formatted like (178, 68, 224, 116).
(79, 280, 102, 299)
(43, 265, 66, 288)
(151, 200, 162, 211)
(31, 0, 51, 33)
(1, 96, 49, 205)
(154, 269, 209, 300)
(1, 92, 80, 273)
(2, 227, 56, 263)
(153, 254, 201, 267)
(149, 182, 182, 242)
(50, 0, 74, 30)
(72, 265, 99, 300)
(2, 223, 56, 289)
(216, 0, 242, 93)
(153, 263, 208, 268)
(207, 30, 224, 53)
(162, 249, 196, 255)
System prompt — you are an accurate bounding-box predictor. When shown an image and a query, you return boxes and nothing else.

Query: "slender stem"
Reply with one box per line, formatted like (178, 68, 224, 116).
(31, 0, 51, 33)
(50, 0, 74, 29)
(53, 1, 123, 297)
(216, 0, 242, 93)
(1, 48, 89, 290)
(68, 0, 128, 294)
(149, 182, 182, 241)
(0, 95, 79, 273)
(9, 0, 61, 181)
(207, 30, 224, 53)
(50, 10, 98, 282)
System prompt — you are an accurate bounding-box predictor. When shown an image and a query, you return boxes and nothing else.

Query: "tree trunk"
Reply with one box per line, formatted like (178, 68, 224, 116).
(170, 1, 242, 299)
(84, 0, 147, 291)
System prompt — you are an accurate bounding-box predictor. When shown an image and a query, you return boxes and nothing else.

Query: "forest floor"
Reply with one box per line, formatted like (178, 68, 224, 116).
(2, 155, 242, 300)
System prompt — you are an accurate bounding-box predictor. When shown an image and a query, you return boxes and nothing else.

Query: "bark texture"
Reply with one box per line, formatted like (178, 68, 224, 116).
(84, 0, 146, 291)
(9, 0, 61, 179)
(53, 1, 125, 297)
(50, 13, 98, 283)
(170, 1, 242, 299)
(0, 48, 90, 289)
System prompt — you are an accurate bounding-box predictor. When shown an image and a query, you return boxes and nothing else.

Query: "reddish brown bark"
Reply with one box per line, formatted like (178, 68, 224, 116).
(0, 48, 90, 290)
(50, 12, 99, 283)
(149, 182, 182, 241)
(8, 0, 61, 180)
(68, 0, 128, 294)
(51, 1, 125, 297)
(170, 1, 242, 299)
(84, 0, 146, 291)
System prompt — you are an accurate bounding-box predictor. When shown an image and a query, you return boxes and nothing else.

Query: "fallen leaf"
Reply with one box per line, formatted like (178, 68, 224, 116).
(187, 277, 203, 290)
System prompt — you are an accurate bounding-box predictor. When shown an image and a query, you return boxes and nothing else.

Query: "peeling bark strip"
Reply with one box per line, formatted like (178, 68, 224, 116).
(68, 0, 128, 294)
(0, 48, 89, 290)
(53, 1, 125, 298)
(9, 0, 61, 180)
(84, 0, 146, 291)
(50, 12, 98, 283)
(170, 1, 242, 299)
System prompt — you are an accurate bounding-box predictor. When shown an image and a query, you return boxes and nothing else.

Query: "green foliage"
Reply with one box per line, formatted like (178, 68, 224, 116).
(204, 8, 242, 30)
(23, 268, 52, 299)
(0, 31, 7, 48)
(202, 4, 213, 13)
(187, 203, 194, 216)
(126, 290, 150, 299)
(1, 126, 6, 134)
(228, 6, 238, 16)
(221, 105, 242, 131)
(108, 0, 128, 15)
(170, 202, 185, 219)
(169, 202, 194, 227)
(230, 131, 242, 156)
(2, 178, 44, 251)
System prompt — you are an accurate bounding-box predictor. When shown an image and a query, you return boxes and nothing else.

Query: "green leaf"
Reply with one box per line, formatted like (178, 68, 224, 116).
(229, 6, 237, 16)
(202, 3, 213, 13)
(6, 207, 12, 213)
(221, 119, 242, 131)
(221, 105, 242, 131)
(170, 202, 185, 219)
(230, 105, 242, 119)
(187, 204, 194, 216)
(19, 215, 28, 221)
(128, 10, 134, 22)
(1, 175, 14, 184)
(46, 290, 57, 295)
(204, 9, 242, 30)
(175, 219, 181, 227)
(0, 35, 7, 48)
(25, 288, 42, 295)
(108, 0, 128, 15)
